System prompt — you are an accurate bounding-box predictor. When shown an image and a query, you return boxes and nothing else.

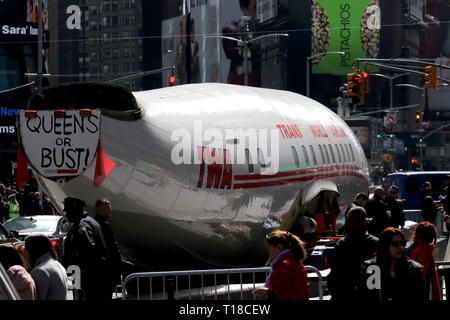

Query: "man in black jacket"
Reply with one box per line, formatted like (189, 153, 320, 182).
(328, 207, 378, 300)
(421, 182, 437, 224)
(62, 197, 111, 300)
(94, 198, 122, 298)
(385, 185, 405, 229)
(364, 187, 389, 237)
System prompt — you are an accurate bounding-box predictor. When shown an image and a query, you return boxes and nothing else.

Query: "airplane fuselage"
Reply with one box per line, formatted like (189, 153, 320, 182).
(27, 83, 369, 269)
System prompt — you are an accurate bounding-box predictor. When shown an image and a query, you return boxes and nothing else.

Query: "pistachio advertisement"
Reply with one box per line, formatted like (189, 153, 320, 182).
(311, 0, 380, 75)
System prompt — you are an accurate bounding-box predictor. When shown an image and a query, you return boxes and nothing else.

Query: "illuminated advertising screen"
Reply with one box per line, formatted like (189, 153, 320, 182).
(27, 0, 48, 29)
(311, 0, 380, 75)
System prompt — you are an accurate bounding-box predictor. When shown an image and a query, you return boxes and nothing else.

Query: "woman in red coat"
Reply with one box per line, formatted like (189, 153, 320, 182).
(253, 230, 309, 300)
(408, 222, 442, 300)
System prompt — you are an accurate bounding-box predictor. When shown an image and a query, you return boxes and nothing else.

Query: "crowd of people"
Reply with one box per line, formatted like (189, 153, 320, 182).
(2, 175, 450, 301)
(253, 176, 450, 301)
(0, 178, 58, 223)
(0, 195, 122, 301)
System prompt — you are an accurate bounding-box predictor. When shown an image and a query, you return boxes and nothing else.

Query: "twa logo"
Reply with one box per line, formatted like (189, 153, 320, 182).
(196, 147, 233, 189)
(170, 122, 280, 185)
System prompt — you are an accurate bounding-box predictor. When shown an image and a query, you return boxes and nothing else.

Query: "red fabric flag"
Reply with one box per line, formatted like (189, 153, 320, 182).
(16, 143, 30, 189)
(93, 141, 116, 188)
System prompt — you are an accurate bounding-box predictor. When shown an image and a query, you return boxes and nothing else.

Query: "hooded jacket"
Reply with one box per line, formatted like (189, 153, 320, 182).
(266, 250, 309, 300)
(7, 265, 36, 300)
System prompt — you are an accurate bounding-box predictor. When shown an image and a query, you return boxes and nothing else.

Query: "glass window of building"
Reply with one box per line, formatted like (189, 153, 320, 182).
(103, 48, 112, 59)
(112, 48, 120, 58)
(122, 47, 130, 58)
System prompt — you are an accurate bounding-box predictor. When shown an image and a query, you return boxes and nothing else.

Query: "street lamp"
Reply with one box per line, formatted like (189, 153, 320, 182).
(371, 72, 411, 110)
(395, 83, 426, 170)
(306, 51, 345, 98)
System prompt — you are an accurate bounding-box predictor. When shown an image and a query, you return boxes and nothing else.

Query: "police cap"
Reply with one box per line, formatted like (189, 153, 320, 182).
(63, 197, 86, 211)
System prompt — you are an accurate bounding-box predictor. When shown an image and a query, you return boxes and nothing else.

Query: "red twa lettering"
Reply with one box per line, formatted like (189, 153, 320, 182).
(206, 148, 223, 188)
(309, 124, 328, 138)
(197, 147, 233, 189)
(330, 125, 347, 137)
(275, 124, 302, 139)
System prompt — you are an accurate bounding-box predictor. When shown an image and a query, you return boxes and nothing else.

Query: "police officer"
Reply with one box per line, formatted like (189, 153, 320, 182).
(61, 197, 111, 300)
(94, 198, 122, 298)
(6, 193, 20, 219)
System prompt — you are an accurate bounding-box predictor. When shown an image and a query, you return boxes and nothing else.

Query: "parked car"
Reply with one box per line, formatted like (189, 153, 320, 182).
(0, 222, 20, 244)
(3, 215, 70, 259)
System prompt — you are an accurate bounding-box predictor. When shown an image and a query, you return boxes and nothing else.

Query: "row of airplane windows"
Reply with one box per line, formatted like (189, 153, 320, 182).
(244, 143, 356, 173)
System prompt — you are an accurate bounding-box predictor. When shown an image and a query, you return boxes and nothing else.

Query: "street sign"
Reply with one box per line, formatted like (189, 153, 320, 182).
(387, 113, 397, 124)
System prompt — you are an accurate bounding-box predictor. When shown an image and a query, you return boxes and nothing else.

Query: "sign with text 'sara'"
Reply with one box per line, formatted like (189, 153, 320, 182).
(18, 109, 101, 180)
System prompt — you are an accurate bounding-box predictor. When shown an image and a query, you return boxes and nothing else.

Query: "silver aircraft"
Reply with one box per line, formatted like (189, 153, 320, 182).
(18, 83, 369, 270)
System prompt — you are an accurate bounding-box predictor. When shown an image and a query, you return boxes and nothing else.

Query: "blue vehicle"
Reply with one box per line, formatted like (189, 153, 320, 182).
(382, 171, 450, 210)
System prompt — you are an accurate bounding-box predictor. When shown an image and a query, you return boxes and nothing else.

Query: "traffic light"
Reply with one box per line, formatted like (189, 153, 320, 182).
(415, 110, 421, 123)
(424, 66, 436, 89)
(411, 158, 418, 165)
(168, 75, 176, 86)
(347, 71, 364, 105)
(362, 71, 370, 94)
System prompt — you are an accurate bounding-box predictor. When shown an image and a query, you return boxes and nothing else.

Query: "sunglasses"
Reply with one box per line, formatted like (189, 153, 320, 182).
(391, 240, 406, 248)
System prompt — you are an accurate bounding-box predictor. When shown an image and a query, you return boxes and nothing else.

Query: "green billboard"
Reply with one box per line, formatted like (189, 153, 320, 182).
(311, 0, 380, 75)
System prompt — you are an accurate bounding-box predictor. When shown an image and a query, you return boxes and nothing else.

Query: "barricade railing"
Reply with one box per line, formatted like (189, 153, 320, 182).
(121, 265, 323, 300)
(436, 261, 450, 300)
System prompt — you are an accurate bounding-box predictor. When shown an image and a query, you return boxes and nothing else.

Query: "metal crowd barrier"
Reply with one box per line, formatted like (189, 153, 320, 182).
(436, 261, 450, 300)
(121, 265, 323, 300)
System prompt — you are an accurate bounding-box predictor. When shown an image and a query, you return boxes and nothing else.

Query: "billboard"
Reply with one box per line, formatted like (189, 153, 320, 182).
(161, 2, 220, 87)
(27, 0, 48, 29)
(311, 0, 380, 75)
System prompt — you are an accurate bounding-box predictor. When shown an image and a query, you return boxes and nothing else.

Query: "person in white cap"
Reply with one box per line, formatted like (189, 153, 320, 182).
(6, 192, 20, 219)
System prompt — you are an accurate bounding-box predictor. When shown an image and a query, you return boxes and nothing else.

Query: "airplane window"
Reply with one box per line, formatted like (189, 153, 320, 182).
(328, 145, 336, 163)
(309, 145, 317, 167)
(257, 148, 267, 168)
(245, 149, 254, 173)
(322, 144, 330, 164)
(302, 146, 310, 168)
(344, 144, 351, 164)
(291, 146, 300, 169)
(318, 145, 325, 164)
(339, 144, 347, 162)
(334, 144, 342, 163)
(348, 144, 355, 162)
